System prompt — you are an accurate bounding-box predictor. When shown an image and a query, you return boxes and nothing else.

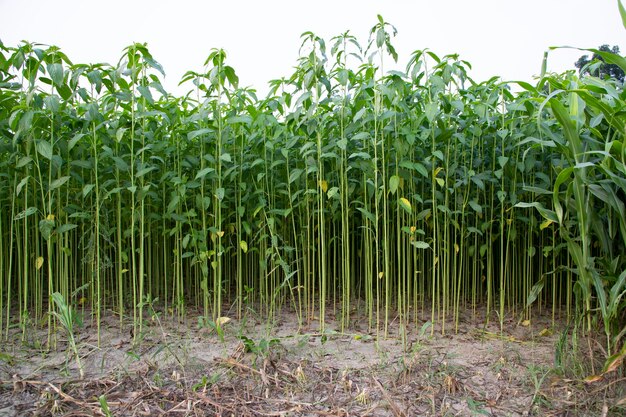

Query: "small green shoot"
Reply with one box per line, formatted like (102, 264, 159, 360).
(50, 292, 84, 379)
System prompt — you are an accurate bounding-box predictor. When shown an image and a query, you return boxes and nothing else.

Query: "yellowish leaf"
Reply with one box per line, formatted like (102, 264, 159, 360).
(36, 257, 44, 270)
(46, 214, 55, 221)
(540, 219, 553, 230)
(521, 320, 531, 327)
(217, 230, 224, 238)
(539, 328, 552, 337)
(216, 316, 231, 327)
(319, 180, 328, 193)
(454, 243, 459, 254)
(398, 197, 412, 214)
(378, 271, 384, 280)
(603, 349, 626, 374)
(240, 240, 248, 253)
(584, 374, 603, 384)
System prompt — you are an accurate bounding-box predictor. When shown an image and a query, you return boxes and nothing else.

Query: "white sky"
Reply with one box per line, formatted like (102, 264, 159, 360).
(1, 0, 624, 96)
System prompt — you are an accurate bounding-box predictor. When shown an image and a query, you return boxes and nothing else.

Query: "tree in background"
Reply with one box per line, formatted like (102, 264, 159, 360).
(575, 44, 625, 82)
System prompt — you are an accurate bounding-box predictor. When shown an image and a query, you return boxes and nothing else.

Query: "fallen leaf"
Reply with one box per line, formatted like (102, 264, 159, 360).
(584, 374, 603, 384)
(539, 328, 552, 337)
(216, 316, 231, 327)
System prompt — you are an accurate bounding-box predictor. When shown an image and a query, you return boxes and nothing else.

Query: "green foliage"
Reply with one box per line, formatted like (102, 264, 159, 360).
(51, 292, 84, 378)
(239, 335, 281, 365)
(0, 13, 625, 372)
(98, 395, 112, 417)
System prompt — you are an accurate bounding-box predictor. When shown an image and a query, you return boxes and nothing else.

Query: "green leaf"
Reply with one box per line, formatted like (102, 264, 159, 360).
(471, 176, 485, 191)
(115, 128, 127, 143)
(195, 167, 215, 180)
(226, 115, 252, 125)
(619, 0, 626, 30)
(188, 128, 212, 141)
(376, 28, 385, 48)
(514, 202, 559, 223)
(289, 168, 303, 184)
(425, 102, 438, 122)
(16, 156, 32, 168)
(553, 167, 573, 224)
(16, 176, 29, 196)
(389, 175, 400, 195)
(57, 84, 72, 101)
(99, 395, 113, 417)
(14, 206, 37, 220)
(47, 63, 63, 87)
(411, 241, 430, 250)
(113, 157, 129, 172)
(137, 85, 154, 104)
(39, 218, 55, 241)
(68, 133, 85, 151)
(56, 223, 77, 234)
(44, 95, 60, 113)
(609, 269, 626, 318)
(167, 195, 180, 214)
(525, 277, 545, 308)
(357, 207, 376, 224)
(135, 166, 156, 178)
(49, 176, 70, 191)
(215, 188, 225, 201)
(87, 102, 99, 121)
(224, 65, 239, 87)
(36, 140, 53, 160)
(469, 200, 483, 214)
(413, 162, 428, 178)
(82, 184, 95, 198)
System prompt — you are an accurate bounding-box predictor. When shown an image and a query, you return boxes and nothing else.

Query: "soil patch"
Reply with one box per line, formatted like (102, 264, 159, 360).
(0, 306, 622, 416)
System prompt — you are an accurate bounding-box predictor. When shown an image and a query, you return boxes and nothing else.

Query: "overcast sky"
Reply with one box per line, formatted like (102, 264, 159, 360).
(1, 0, 624, 96)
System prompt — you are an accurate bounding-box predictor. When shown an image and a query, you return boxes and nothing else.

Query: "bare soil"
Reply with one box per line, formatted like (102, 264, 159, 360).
(0, 304, 623, 416)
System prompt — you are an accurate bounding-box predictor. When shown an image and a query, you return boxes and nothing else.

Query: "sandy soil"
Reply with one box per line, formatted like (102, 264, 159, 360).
(0, 304, 622, 416)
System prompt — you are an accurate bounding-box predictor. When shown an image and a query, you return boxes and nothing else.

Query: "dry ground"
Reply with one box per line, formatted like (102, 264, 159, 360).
(0, 303, 624, 416)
